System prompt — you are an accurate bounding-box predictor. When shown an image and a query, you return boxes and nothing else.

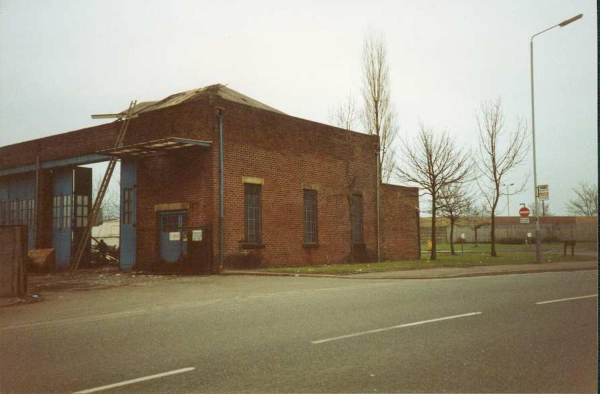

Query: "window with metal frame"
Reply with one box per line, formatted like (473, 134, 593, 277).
(53, 196, 61, 228)
(161, 213, 185, 232)
(63, 195, 72, 228)
(351, 194, 363, 244)
(28, 199, 35, 228)
(245, 183, 261, 243)
(75, 195, 89, 228)
(10, 200, 19, 225)
(0, 201, 6, 224)
(19, 200, 27, 225)
(303, 189, 318, 244)
(123, 188, 133, 224)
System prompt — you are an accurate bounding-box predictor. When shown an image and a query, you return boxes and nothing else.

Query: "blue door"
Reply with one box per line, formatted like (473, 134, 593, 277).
(52, 169, 73, 269)
(159, 211, 187, 265)
(2, 173, 36, 249)
(120, 159, 137, 270)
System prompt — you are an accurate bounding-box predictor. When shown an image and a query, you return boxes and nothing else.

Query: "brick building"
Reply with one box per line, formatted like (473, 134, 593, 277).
(0, 84, 419, 272)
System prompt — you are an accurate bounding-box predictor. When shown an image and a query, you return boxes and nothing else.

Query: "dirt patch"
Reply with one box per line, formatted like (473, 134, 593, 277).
(2, 266, 203, 307)
(28, 265, 190, 294)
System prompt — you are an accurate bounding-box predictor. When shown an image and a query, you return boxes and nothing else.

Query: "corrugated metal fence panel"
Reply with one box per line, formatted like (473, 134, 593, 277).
(420, 226, 448, 243)
(447, 222, 597, 243)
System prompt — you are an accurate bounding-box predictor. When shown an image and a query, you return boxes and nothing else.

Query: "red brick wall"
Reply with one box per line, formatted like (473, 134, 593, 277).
(0, 96, 215, 170)
(1, 93, 420, 268)
(212, 97, 380, 267)
(380, 184, 420, 260)
(118, 95, 383, 268)
(0, 122, 121, 170)
(136, 148, 215, 269)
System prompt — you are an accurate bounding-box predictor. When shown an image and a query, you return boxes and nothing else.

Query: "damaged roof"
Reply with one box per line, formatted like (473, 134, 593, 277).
(115, 84, 284, 118)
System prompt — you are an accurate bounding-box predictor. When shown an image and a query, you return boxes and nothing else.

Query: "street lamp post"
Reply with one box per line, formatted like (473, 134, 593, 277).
(503, 182, 514, 238)
(530, 13, 582, 264)
(503, 183, 514, 217)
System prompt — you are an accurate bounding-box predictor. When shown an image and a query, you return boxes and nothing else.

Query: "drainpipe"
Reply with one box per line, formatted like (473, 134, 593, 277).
(217, 109, 225, 273)
(376, 149, 381, 264)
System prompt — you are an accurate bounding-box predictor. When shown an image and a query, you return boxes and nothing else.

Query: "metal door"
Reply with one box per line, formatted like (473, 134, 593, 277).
(120, 159, 137, 269)
(159, 211, 187, 265)
(52, 169, 73, 269)
(185, 226, 213, 274)
(72, 167, 92, 268)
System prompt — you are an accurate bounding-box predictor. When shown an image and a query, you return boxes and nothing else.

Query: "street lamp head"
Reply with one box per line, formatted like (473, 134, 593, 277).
(559, 14, 583, 27)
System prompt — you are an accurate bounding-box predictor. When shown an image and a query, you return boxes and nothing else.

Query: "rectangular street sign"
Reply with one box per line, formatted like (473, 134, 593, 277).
(520, 217, 530, 224)
(538, 184, 549, 200)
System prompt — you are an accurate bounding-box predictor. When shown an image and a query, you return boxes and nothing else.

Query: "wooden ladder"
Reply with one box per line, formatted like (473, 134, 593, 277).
(70, 100, 137, 275)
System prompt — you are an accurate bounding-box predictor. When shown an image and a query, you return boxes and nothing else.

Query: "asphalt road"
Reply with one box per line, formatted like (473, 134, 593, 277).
(1, 270, 597, 393)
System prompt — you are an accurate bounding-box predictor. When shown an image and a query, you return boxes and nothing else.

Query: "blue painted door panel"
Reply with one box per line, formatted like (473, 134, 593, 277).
(73, 167, 92, 267)
(120, 159, 137, 269)
(1, 173, 36, 249)
(52, 169, 73, 269)
(159, 211, 187, 264)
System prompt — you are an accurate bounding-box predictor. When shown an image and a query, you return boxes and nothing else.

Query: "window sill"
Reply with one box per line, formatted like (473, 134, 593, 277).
(302, 243, 320, 249)
(241, 243, 265, 250)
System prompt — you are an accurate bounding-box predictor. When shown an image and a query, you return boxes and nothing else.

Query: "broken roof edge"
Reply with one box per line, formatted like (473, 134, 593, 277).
(114, 84, 285, 118)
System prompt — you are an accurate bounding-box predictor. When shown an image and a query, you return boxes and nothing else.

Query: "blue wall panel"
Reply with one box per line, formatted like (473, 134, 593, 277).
(0, 173, 36, 248)
(120, 159, 137, 270)
(52, 169, 74, 269)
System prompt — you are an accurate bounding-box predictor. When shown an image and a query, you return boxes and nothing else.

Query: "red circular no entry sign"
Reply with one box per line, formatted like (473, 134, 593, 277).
(519, 207, 530, 217)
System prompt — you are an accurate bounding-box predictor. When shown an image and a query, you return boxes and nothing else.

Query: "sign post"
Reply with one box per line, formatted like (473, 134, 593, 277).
(519, 207, 530, 224)
(537, 184, 549, 200)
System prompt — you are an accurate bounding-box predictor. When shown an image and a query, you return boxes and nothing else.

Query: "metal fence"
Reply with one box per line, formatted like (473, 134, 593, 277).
(447, 222, 597, 243)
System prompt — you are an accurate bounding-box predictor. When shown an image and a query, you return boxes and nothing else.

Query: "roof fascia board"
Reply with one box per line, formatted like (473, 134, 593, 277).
(0, 154, 111, 177)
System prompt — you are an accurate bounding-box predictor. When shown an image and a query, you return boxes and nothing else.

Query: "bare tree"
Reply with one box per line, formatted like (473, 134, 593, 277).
(528, 201, 552, 217)
(467, 203, 490, 247)
(475, 98, 528, 257)
(328, 94, 358, 131)
(438, 185, 474, 255)
(565, 182, 598, 216)
(362, 29, 399, 182)
(93, 175, 120, 222)
(396, 122, 472, 260)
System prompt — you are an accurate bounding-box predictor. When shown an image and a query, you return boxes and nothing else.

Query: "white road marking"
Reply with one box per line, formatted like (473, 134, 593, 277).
(536, 294, 597, 305)
(311, 312, 482, 344)
(74, 367, 195, 393)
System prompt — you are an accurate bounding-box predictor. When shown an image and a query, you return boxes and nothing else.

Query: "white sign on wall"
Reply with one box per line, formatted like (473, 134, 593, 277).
(192, 229, 203, 242)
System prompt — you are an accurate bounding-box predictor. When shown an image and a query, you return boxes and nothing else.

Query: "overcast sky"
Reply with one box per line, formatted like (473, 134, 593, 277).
(0, 0, 596, 216)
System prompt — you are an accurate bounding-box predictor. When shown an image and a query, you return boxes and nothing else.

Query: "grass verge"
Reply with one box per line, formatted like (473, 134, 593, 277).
(422, 241, 597, 253)
(258, 251, 595, 275)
